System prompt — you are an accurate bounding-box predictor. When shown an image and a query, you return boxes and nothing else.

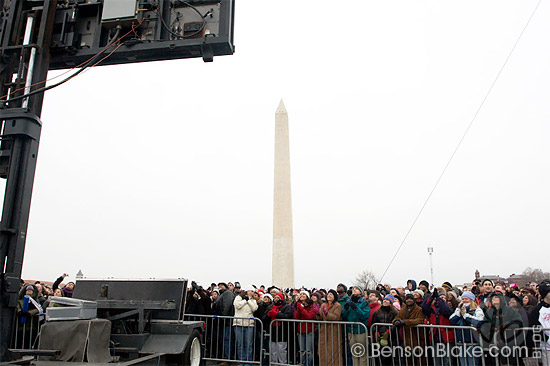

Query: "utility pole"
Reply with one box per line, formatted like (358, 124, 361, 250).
(427, 246, 434, 287)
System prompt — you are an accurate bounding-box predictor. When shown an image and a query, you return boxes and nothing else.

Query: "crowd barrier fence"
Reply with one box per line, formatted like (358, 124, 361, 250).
(10, 313, 43, 351)
(10, 311, 550, 366)
(185, 313, 264, 365)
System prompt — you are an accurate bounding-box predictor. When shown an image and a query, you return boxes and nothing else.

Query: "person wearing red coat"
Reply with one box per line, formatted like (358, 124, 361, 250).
(294, 291, 316, 366)
(422, 289, 455, 366)
(264, 292, 293, 363)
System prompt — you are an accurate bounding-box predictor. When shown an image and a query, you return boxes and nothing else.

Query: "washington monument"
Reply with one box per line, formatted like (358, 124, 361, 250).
(272, 99, 295, 288)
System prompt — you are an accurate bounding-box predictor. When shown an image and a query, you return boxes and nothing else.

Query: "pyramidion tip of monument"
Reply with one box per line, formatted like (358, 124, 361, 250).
(276, 98, 287, 114)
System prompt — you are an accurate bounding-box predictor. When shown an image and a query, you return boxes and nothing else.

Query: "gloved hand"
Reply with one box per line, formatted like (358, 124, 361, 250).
(459, 304, 467, 316)
(348, 301, 357, 310)
(344, 302, 350, 310)
(242, 295, 249, 301)
(393, 319, 404, 327)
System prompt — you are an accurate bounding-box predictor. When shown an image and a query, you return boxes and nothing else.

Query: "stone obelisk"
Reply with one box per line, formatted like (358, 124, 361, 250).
(272, 99, 295, 288)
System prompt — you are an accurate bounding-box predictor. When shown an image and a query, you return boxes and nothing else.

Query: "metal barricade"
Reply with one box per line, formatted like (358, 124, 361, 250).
(10, 313, 43, 350)
(500, 326, 550, 366)
(183, 314, 550, 366)
(185, 313, 263, 365)
(370, 322, 485, 366)
(268, 318, 369, 366)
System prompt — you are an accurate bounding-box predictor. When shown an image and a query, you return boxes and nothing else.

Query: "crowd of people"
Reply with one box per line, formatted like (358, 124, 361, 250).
(13, 275, 550, 366)
(185, 278, 550, 366)
(14, 273, 74, 348)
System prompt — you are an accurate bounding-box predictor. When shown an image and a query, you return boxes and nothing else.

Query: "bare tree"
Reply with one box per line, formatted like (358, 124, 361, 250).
(354, 270, 379, 291)
(522, 267, 550, 283)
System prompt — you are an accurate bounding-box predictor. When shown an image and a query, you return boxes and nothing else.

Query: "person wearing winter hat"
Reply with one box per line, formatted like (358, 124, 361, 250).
(317, 289, 342, 366)
(422, 287, 455, 365)
(233, 289, 258, 364)
(407, 279, 417, 292)
(263, 292, 293, 364)
(446, 291, 460, 311)
(371, 295, 399, 365)
(337, 283, 349, 305)
(213, 282, 236, 363)
(255, 293, 273, 328)
(412, 289, 424, 306)
(450, 291, 484, 366)
(418, 280, 431, 298)
(508, 293, 529, 326)
(254, 293, 273, 365)
(528, 279, 550, 366)
(392, 294, 402, 310)
(210, 288, 219, 302)
(393, 294, 426, 364)
(336, 280, 351, 366)
(310, 292, 322, 313)
(15, 284, 41, 349)
(342, 286, 370, 366)
(481, 292, 523, 365)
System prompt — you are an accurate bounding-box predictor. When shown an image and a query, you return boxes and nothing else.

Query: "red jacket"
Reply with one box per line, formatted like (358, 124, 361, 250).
(294, 303, 316, 333)
(422, 297, 455, 343)
(368, 302, 381, 327)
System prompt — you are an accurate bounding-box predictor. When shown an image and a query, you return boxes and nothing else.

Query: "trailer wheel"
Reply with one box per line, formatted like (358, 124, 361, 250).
(183, 329, 202, 366)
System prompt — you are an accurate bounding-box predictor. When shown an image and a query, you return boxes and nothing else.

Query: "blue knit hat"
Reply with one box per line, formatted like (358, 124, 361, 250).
(462, 291, 476, 302)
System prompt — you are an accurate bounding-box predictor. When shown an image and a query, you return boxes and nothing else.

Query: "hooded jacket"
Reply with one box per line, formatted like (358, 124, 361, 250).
(16, 285, 41, 317)
(479, 293, 522, 344)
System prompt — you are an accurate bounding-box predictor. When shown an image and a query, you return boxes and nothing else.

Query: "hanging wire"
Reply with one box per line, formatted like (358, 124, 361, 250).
(379, 0, 543, 282)
(1, 17, 146, 104)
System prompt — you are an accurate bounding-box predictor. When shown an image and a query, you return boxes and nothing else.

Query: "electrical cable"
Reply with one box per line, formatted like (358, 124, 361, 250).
(1, 27, 122, 104)
(1, 18, 146, 104)
(1, 30, 125, 100)
(378, 0, 543, 282)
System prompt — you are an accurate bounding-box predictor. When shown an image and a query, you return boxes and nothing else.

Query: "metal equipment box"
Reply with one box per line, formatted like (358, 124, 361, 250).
(101, 0, 138, 23)
(45, 297, 98, 321)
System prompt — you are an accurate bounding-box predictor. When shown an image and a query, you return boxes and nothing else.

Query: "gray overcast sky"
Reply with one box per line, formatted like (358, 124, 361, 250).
(19, 0, 550, 289)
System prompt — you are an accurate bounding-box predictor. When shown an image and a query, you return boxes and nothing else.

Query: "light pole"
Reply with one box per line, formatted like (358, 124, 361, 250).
(427, 247, 434, 287)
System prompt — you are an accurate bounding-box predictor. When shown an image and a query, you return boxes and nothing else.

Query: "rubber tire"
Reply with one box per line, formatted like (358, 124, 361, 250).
(183, 329, 203, 366)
